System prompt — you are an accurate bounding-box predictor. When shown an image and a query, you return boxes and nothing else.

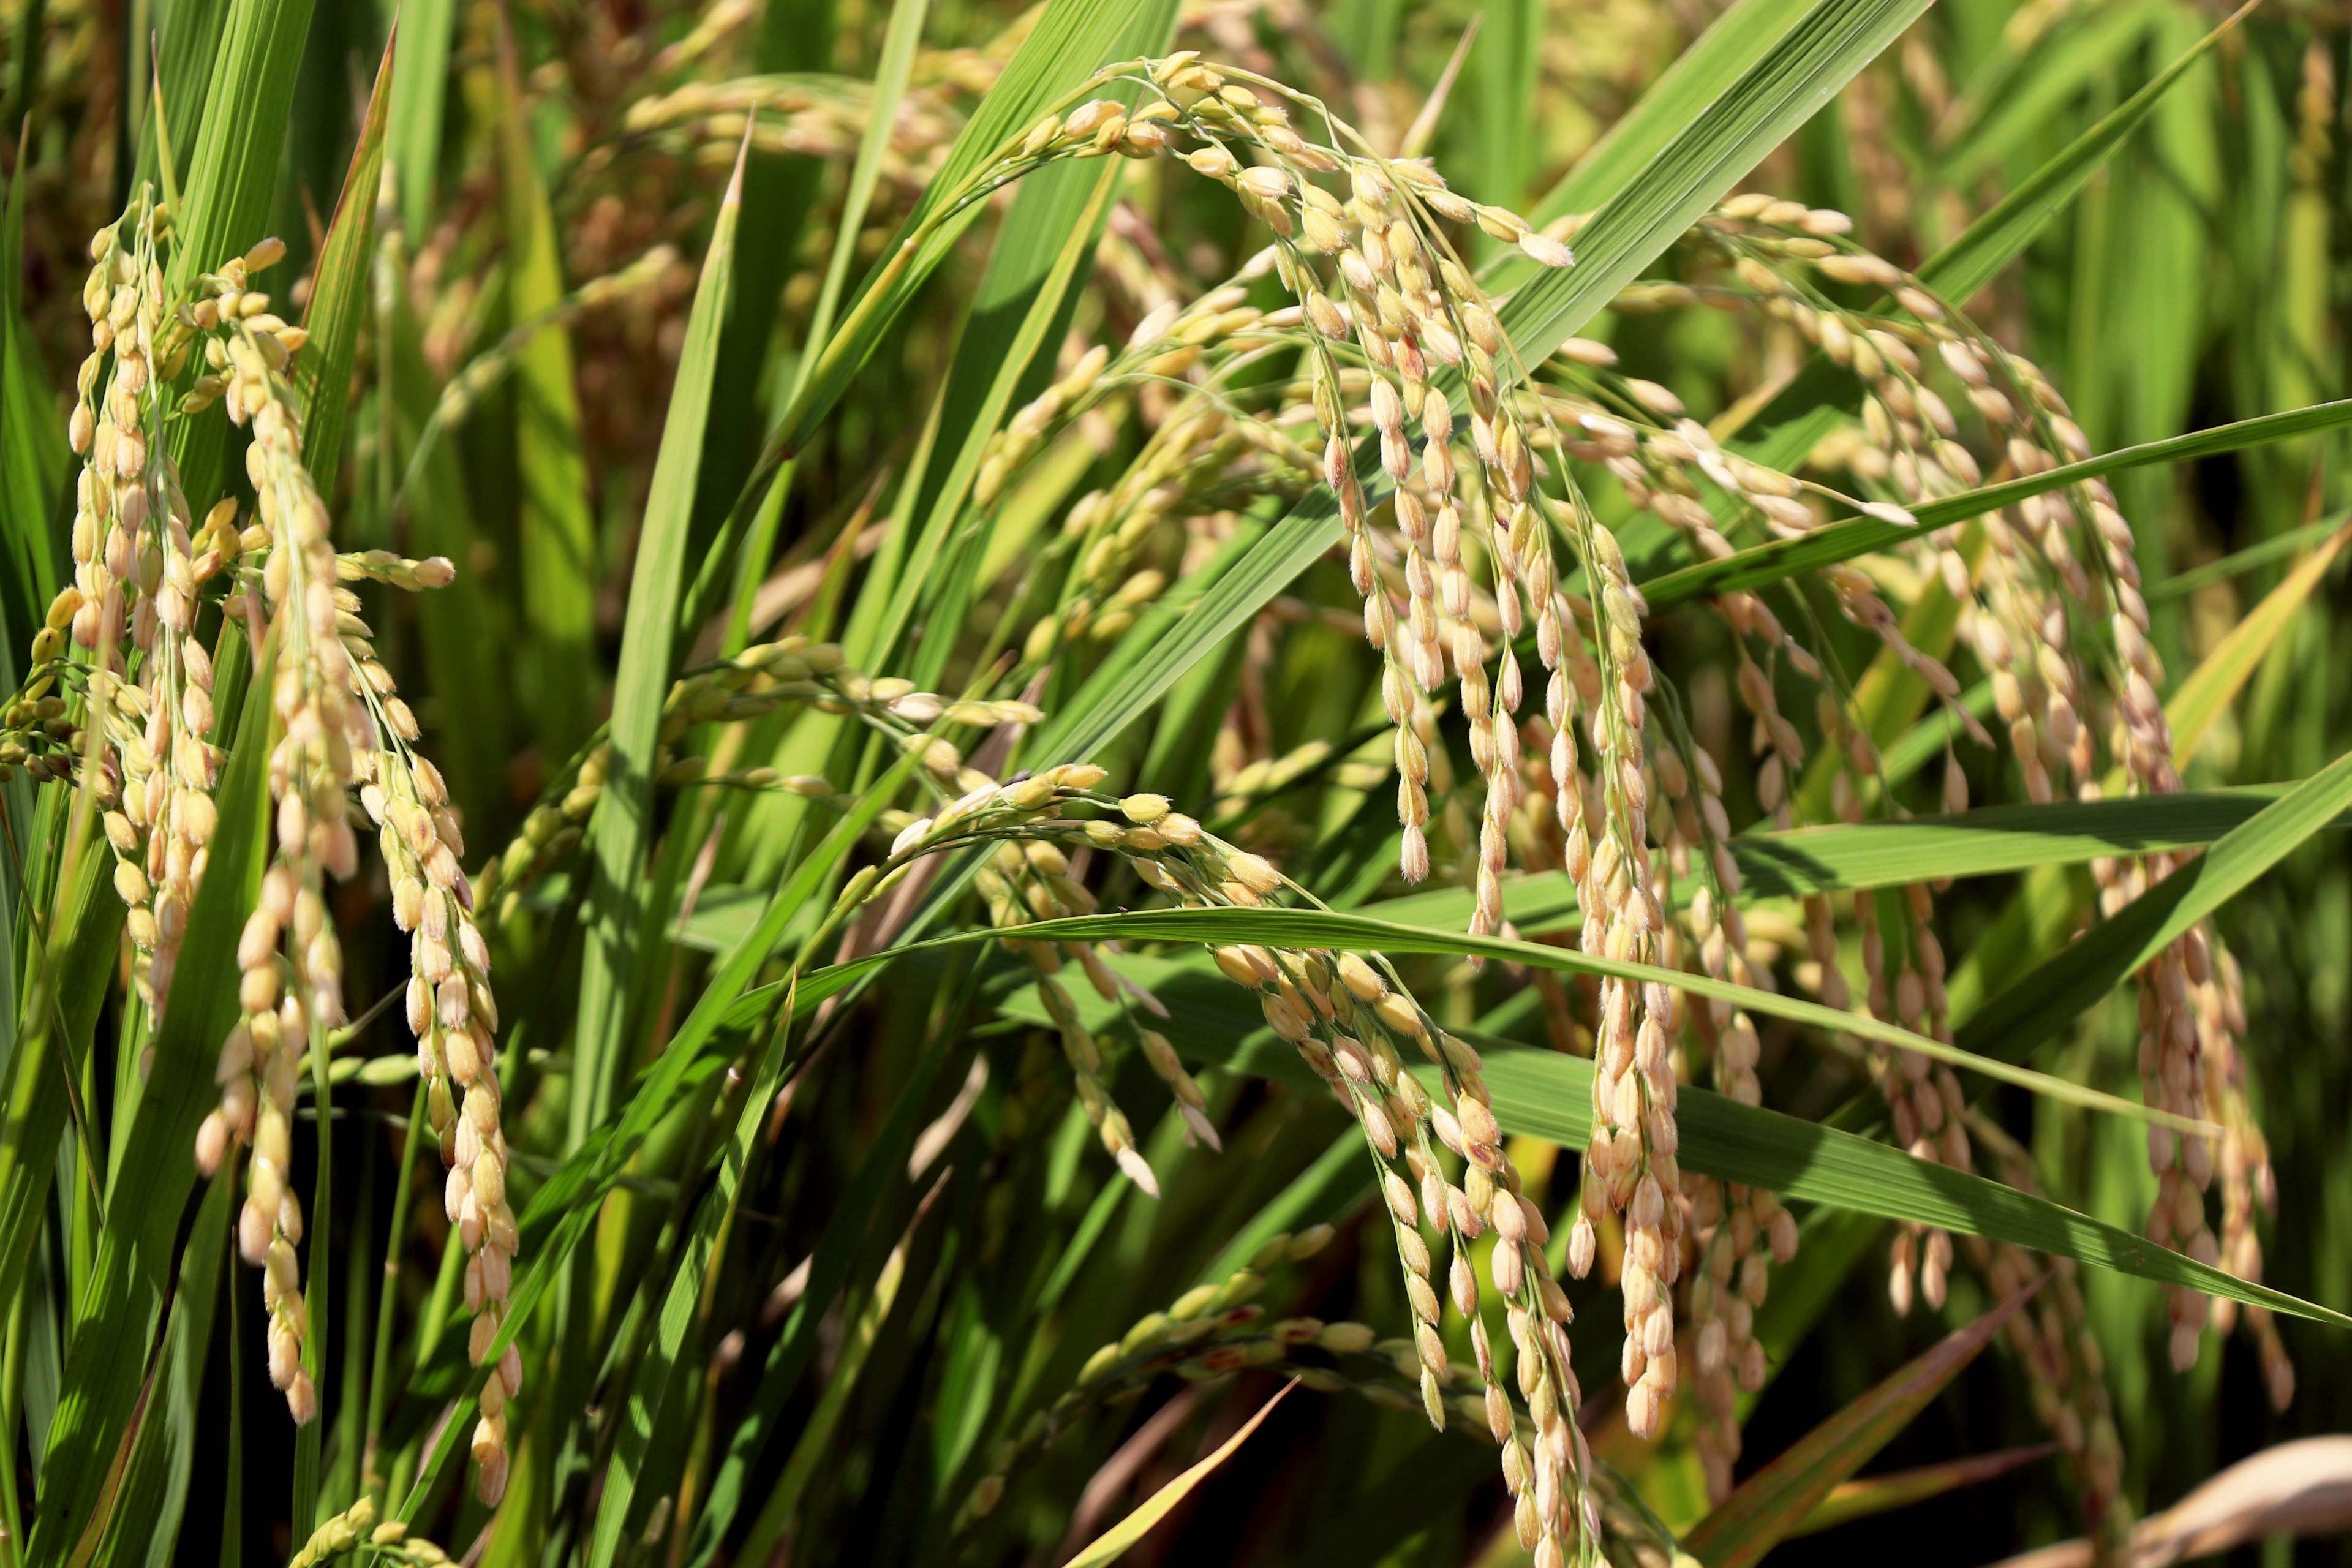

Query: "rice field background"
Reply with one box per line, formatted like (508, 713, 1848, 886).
(1, 0, 2351, 1564)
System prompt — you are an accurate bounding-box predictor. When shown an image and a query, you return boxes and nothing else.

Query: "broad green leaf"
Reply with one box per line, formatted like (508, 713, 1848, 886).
(1061, 1380, 1297, 1568)
(1367, 788, 2331, 931)
(1956, 747, 2352, 1070)
(1648, 399, 2352, 609)
(1521, 0, 1820, 228)
(386, 0, 457, 233)
(2165, 520, 2350, 768)
(571, 139, 750, 1150)
(292, 23, 394, 503)
(1678, 1287, 2038, 1568)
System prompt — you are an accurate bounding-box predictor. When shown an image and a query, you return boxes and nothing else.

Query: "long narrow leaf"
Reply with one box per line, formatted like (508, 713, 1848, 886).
(1650, 399, 2352, 608)
(1956, 747, 2352, 1068)
(570, 138, 748, 1146)
(1062, 1381, 1297, 1568)
(292, 23, 395, 503)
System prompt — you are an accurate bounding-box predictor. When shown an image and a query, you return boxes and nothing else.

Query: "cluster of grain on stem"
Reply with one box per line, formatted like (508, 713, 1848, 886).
(285, 1497, 454, 1567)
(1656, 725, 1798, 1498)
(612, 69, 973, 186)
(986, 56, 1576, 905)
(958, 1230, 1343, 1521)
(1553, 510, 1686, 1441)
(976, 811, 1217, 1195)
(1969, 1114, 2136, 1562)
(64, 196, 239, 1012)
(1629, 199, 2285, 1395)
(182, 236, 368, 1430)
(160, 233, 520, 1500)
(861, 761, 1596, 1559)
(1115, 826, 1593, 1560)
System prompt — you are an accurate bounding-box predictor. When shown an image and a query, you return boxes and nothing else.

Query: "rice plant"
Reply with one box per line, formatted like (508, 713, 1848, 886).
(1, 1, 2349, 1565)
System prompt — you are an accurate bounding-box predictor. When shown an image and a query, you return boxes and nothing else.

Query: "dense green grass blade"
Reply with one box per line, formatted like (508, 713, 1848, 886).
(731, 1183, 938, 1562)
(92, 1172, 232, 1568)
(23, 636, 271, 1568)
(880, 163, 1120, 681)
(1648, 399, 2352, 609)
(1954, 747, 2352, 1071)
(2150, 512, 2348, 604)
(0, 818, 124, 1433)
(1500, 0, 1937, 369)
(132, 0, 231, 197)
(582, 994, 781, 1567)
(371, 203, 519, 834)
(762, 0, 1196, 462)
(570, 140, 749, 1149)
(680, 991, 967, 1566)
(164, 0, 318, 511)
(717, 0, 930, 652)
(1928, 0, 2252, 301)
(1474, 0, 1543, 213)
(690, 0, 840, 597)
(291, 23, 394, 504)
(396, 745, 922, 1526)
(1678, 1287, 2037, 1568)
(572, 145, 756, 1568)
